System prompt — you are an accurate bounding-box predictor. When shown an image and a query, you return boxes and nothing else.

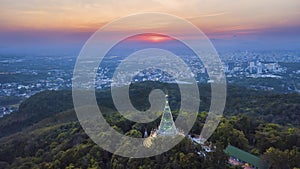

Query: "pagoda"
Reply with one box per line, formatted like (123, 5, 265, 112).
(156, 95, 178, 136)
(143, 94, 183, 148)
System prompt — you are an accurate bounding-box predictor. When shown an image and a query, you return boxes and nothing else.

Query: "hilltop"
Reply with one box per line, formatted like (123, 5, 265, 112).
(0, 82, 299, 168)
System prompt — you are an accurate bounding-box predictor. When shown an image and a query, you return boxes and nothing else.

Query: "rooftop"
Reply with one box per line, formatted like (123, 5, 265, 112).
(224, 145, 268, 169)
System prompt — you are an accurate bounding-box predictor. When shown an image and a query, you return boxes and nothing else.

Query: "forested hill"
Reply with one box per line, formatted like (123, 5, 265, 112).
(0, 82, 299, 169)
(0, 82, 299, 139)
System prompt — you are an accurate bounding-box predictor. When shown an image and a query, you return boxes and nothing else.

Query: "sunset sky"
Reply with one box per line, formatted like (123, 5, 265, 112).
(0, 0, 299, 54)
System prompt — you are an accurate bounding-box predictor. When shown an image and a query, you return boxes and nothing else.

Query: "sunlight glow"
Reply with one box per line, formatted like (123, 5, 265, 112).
(134, 34, 173, 43)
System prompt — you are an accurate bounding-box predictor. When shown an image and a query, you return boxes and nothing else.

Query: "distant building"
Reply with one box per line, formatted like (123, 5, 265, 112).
(249, 61, 255, 73)
(143, 129, 148, 138)
(257, 62, 263, 74)
(188, 134, 215, 153)
(189, 134, 204, 145)
(264, 63, 277, 72)
(225, 145, 269, 169)
(223, 64, 229, 73)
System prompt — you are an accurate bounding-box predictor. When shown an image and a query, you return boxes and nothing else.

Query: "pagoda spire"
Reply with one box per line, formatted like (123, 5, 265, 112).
(157, 94, 178, 136)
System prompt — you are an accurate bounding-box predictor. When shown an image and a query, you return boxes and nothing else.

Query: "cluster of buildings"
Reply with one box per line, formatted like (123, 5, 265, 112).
(223, 61, 286, 78)
(0, 106, 16, 118)
(0, 50, 298, 117)
(0, 70, 72, 117)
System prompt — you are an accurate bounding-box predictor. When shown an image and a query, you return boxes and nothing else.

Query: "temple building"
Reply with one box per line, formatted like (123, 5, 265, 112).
(156, 94, 178, 136)
(225, 145, 269, 169)
(143, 94, 182, 148)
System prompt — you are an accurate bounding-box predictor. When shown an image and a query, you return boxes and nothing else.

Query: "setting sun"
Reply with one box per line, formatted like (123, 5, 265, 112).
(133, 34, 173, 43)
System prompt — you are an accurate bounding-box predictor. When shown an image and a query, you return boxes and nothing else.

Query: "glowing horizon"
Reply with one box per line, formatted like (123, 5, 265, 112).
(129, 34, 173, 43)
(1, 1, 299, 34)
(0, 0, 299, 54)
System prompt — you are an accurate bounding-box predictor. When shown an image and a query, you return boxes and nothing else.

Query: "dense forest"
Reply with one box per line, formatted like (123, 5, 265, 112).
(0, 82, 299, 169)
